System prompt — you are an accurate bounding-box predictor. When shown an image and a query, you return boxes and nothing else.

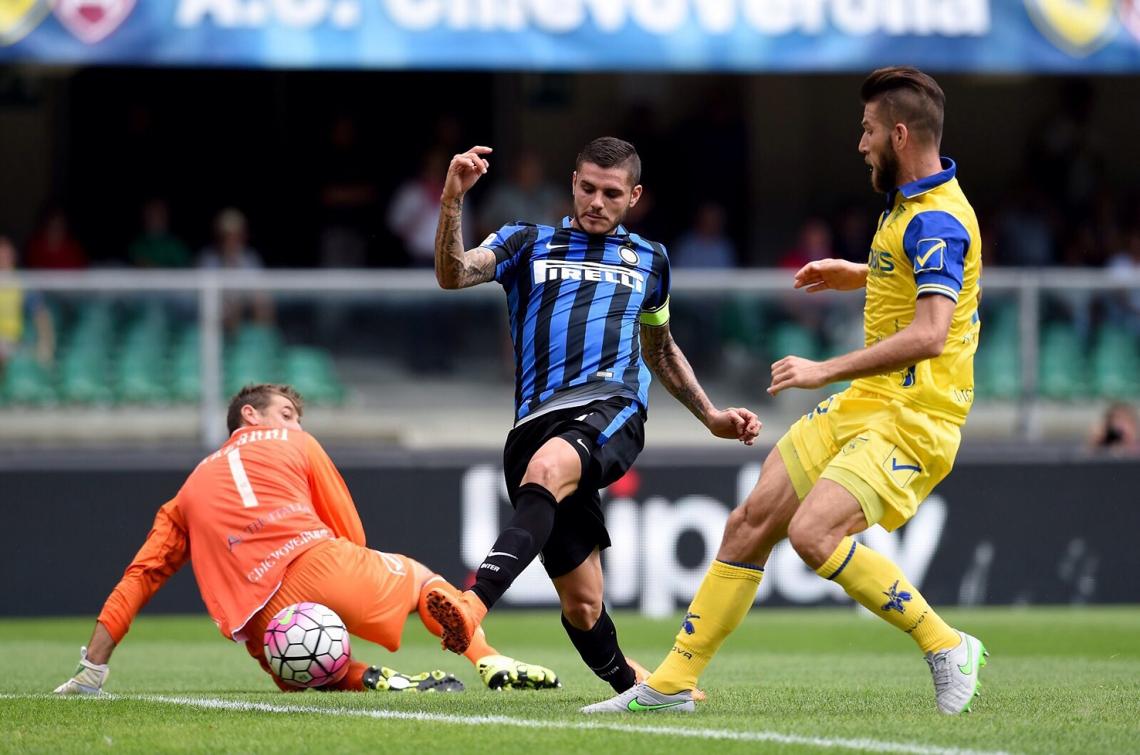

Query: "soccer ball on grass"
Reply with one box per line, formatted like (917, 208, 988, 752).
(263, 602, 351, 688)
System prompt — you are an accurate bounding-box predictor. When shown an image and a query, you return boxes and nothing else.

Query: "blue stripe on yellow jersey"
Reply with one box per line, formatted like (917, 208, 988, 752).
(481, 216, 671, 425)
(855, 157, 982, 425)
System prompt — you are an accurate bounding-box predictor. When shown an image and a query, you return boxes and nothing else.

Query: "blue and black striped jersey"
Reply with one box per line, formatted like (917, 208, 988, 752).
(482, 216, 671, 425)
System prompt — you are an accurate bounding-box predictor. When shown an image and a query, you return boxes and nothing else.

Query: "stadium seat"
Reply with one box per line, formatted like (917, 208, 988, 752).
(1090, 326, 1140, 398)
(171, 327, 201, 402)
(0, 353, 56, 405)
(975, 311, 1020, 400)
(769, 321, 822, 363)
(1037, 323, 1085, 400)
(283, 347, 345, 404)
(58, 351, 114, 404)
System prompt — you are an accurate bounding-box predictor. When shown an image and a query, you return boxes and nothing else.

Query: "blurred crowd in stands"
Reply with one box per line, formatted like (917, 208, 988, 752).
(0, 75, 1137, 442)
(2, 79, 1136, 277)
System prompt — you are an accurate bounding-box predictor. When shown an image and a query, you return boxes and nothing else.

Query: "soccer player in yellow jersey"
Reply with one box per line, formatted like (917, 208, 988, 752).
(583, 67, 986, 716)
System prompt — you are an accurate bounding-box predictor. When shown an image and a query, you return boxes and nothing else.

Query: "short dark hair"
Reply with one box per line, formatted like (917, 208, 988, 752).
(576, 137, 641, 186)
(861, 67, 946, 147)
(226, 383, 304, 434)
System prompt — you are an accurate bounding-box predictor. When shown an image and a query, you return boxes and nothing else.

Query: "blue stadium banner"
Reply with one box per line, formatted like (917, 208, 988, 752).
(2, 1, 1140, 71)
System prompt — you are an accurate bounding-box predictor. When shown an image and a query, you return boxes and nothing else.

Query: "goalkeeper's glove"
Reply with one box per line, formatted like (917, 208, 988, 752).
(53, 646, 109, 695)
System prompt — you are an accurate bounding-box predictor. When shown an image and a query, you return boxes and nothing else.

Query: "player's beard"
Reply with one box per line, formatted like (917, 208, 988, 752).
(574, 204, 629, 236)
(870, 144, 900, 194)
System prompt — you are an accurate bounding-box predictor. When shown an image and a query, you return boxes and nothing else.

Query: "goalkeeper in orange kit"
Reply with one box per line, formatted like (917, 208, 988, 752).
(54, 383, 559, 695)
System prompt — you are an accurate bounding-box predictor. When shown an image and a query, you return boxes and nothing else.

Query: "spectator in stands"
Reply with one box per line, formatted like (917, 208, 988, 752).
(1105, 223, 1140, 335)
(778, 218, 835, 331)
(198, 208, 274, 328)
(388, 149, 469, 267)
(778, 217, 833, 271)
(1088, 402, 1140, 457)
(129, 198, 192, 268)
(317, 114, 378, 269)
(995, 185, 1056, 267)
(832, 202, 875, 263)
(672, 202, 738, 269)
(1028, 79, 1105, 225)
(25, 206, 87, 270)
(478, 150, 563, 238)
(0, 235, 55, 370)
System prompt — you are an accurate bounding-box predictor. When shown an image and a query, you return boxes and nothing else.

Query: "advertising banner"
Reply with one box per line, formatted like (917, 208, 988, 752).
(1, 1, 1139, 71)
(4, 454, 1138, 617)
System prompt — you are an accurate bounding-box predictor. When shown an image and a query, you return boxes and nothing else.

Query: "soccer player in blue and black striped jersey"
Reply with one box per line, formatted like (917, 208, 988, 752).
(426, 137, 761, 694)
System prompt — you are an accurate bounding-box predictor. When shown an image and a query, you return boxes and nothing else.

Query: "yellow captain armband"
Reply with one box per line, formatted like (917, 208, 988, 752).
(639, 296, 670, 327)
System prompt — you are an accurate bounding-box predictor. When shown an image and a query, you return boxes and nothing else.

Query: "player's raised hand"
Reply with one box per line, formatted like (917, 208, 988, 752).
(706, 407, 762, 446)
(793, 259, 867, 293)
(442, 146, 492, 200)
(768, 356, 831, 396)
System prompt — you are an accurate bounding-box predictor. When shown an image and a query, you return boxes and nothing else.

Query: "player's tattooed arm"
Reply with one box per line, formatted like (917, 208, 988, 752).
(641, 322, 716, 422)
(434, 195, 496, 289)
(435, 145, 496, 289)
(641, 323, 762, 446)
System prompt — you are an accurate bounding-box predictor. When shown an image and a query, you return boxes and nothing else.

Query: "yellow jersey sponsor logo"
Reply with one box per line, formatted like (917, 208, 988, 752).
(868, 249, 896, 276)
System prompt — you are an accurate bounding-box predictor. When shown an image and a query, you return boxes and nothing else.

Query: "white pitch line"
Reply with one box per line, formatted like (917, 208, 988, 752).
(3, 694, 1011, 755)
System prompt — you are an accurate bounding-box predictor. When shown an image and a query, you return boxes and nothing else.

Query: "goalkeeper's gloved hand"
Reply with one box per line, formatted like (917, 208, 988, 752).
(53, 646, 109, 695)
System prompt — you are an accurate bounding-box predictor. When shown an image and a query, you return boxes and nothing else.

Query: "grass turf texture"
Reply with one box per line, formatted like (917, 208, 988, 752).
(2, 608, 1138, 754)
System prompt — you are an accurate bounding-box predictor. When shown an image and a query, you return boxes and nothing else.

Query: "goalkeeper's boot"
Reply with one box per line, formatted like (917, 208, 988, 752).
(363, 666, 465, 693)
(425, 588, 486, 654)
(476, 655, 561, 690)
(626, 657, 706, 702)
(580, 682, 695, 714)
(925, 631, 988, 715)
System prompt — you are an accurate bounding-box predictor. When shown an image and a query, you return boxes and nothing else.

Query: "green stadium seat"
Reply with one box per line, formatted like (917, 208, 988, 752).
(1, 353, 56, 405)
(58, 351, 113, 404)
(976, 314, 1020, 400)
(283, 347, 345, 404)
(769, 321, 822, 362)
(1037, 323, 1085, 400)
(1090, 327, 1140, 398)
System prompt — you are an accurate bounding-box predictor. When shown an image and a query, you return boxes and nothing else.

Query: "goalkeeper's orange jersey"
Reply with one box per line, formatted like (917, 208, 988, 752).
(97, 426, 365, 643)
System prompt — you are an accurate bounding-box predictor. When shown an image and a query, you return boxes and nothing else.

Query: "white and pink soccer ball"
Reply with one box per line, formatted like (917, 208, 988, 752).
(263, 602, 351, 688)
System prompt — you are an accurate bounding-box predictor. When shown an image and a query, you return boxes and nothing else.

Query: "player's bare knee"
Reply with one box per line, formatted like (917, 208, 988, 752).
(521, 455, 570, 496)
(561, 595, 602, 630)
(787, 512, 830, 569)
(723, 500, 784, 555)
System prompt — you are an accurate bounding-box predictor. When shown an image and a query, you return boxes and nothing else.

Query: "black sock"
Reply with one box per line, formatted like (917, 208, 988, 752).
(470, 483, 557, 610)
(561, 606, 636, 693)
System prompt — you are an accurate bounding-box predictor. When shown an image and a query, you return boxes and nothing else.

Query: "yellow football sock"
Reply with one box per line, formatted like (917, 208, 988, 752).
(817, 536, 959, 654)
(647, 560, 763, 694)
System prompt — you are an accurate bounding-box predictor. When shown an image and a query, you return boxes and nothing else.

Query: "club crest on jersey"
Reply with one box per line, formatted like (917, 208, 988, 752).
(1024, 0, 1117, 57)
(1, 0, 49, 45)
(619, 245, 640, 266)
(532, 259, 645, 293)
(52, 0, 135, 44)
(914, 238, 946, 273)
(884, 452, 921, 487)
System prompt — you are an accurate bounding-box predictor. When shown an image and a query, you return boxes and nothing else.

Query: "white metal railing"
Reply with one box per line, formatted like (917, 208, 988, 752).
(5, 267, 1139, 447)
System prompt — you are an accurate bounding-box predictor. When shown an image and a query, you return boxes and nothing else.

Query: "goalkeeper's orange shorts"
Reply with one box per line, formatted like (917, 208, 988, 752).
(242, 537, 418, 676)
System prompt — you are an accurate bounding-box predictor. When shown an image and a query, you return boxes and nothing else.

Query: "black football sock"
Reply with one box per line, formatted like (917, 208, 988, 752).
(469, 482, 557, 610)
(561, 606, 637, 693)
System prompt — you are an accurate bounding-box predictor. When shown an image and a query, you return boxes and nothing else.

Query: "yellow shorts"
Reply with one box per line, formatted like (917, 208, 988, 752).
(776, 387, 961, 531)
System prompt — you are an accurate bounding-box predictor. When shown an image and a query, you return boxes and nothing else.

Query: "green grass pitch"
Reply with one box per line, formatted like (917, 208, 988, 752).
(3, 608, 1138, 753)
